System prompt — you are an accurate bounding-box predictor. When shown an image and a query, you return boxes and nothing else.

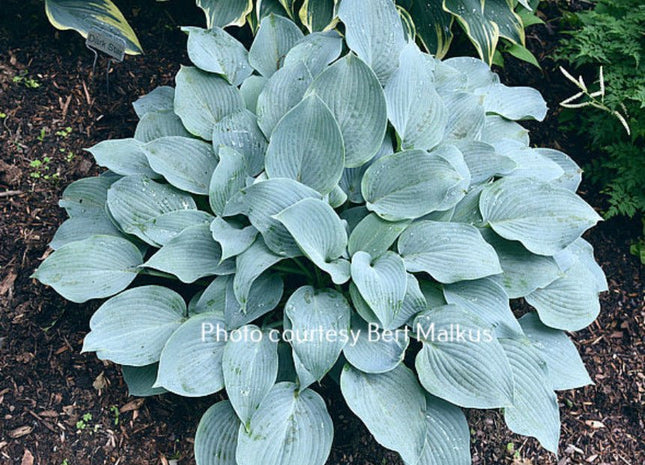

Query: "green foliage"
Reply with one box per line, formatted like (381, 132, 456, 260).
(36, 2, 605, 464)
(557, 0, 645, 260)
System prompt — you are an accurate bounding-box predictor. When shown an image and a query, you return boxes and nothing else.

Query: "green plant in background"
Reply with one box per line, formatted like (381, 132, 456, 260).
(44, 0, 541, 66)
(34, 0, 606, 463)
(557, 0, 645, 262)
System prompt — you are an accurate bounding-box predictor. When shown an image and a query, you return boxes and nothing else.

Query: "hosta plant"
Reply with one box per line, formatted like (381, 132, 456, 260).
(34, 0, 606, 464)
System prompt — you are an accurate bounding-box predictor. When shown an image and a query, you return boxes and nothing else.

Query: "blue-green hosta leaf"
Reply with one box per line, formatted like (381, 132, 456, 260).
(44, 0, 142, 55)
(234, 238, 284, 308)
(519, 313, 592, 391)
(349, 281, 379, 327)
(194, 400, 240, 465)
(59, 175, 118, 217)
(248, 14, 304, 78)
(121, 364, 168, 397)
(385, 44, 447, 151)
(223, 325, 279, 426)
(134, 110, 192, 143)
(298, 0, 336, 32)
(475, 83, 548, 121)
(398, 221, 502, 283)
(351, 251, 408, 329)
(142, 136, 218, 195)
(87, 138, 157, 178)
(326, 184, 347, 208)
(143, 210, 214, 246)
(431, 144, 471, 210)
(500, 338, 561, 453)
(274, 198, 350, 284)
(450, 184, 486, 224)
(480, 115, 530, 145)
(408, 0, 454, 58)
(81, 285, 185, 365)
(338, 0, 406, 84)
(340, 206, 370, 232)
(306, 54, 387, 168)
(480, 177, 602, 256)
(418, 280, 447, 308)
(442, 92, 486, 141)
(49, 215, 122, 250)
(348, 213, 409, 259)
(444, 57, 499, 91)
(156, 313, 227, 397)
(433, 59, 468, 94)
(536, 148, 582, 192)
(239, 75, 267, 112)
(406, 396, 472, 465)
(244, 178, 322, 257)
(144, 224, 234, 283)
(283, 31, 343, 75)
(454, 140, 516, 184)
(340, 364, 427, 463)
(196, 0, 253, 28)
(174, 66, 244, 140)
(443, 0, 500, 65)
(554, 238, 607, 292)
(362, 149, 464, 221)
(483, 230, 562, 298)
(107, 175, 197, 246)
(133, 86, 174, 119)
(183, 26, 252, 86)
(343, 314, 409, 374)
(236, 382, 333, 465)
(340, 134, 394, 204)
(210, 217, 257, 262)
(212, 110, 267, 176)
(256, 61, 314, 138)
(497, 144, 564, 183)
(194, 275, 284, 329)
(285, 286, 351, 381)
(525, 260, 601, 331)
(443, 277, 523, 338)
(209, 146, 247, 217)
(265, 95, 345, 195)
(414, 304, 514, 408)
(33, 235, 142, 303)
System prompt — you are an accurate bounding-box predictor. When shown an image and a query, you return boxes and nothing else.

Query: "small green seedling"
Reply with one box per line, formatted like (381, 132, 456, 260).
(110, 405, 120, 425)
(56, 126, 73, 138)
(12, 70, 41, 88)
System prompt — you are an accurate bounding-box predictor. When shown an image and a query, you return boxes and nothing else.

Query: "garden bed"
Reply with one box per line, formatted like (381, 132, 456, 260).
(0, 1, 643, 464)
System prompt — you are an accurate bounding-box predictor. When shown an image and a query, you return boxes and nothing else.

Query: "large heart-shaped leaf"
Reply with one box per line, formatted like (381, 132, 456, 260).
(133, 86, 174, 118)
(475, 83, 548, 121)
(248, 14, 304, 78)
(234, 238, 284, 307)
(283, 31, 343, 75)
(87, 138, 157, 178)
(209, 146, 247, 217)
(33, 235, 142, 303)
(265, 95, 345, 195)
(82, 285, 185, 365)
(236, 382, 333, 465)
(194, 400, 240, 465)
(210, 217, 257, 262)
(305, 53, 387, 167)
(348, 213, 409, 259)
(134, 110, 192, 143)
(212, 110, 267, 176)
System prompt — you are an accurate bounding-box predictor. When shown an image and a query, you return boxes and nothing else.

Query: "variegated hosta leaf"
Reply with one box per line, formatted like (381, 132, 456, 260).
(305, 53, 387, 167)
(194, 400, 240, 465)
(274, 198, 350, 284)
(222, 325, 278, 426)
(443, 0, 500, 65)
(156, 313, 227, 396)
(350, 251, 408, 329)
(385, 43, 447, 151)
(265, 95, 345, 195)
(500, 338, 561, 453)
(82, 285, 185, 366)
(408, 0, 454, 59)
(299, 0, 337, 32)
(414, 304, 515, 409)
(362, 149, 464, 221)
(183, 26, 252, 86)
(196, 0, 253, 28)
(33, 235, 142, 303)
(338, 0, 406, 84)
(398, 221, 502, 283)
(248, 14, 304, 78)
(174, 66, 244, 140)
(285, 286, 351, 381)
(519, 313, 593, 391)
(236, 382, 333, 465)
(480, 177, 602, 256)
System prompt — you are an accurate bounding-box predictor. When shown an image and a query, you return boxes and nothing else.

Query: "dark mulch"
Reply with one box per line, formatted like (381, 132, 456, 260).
(1, 1, 643, 464)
